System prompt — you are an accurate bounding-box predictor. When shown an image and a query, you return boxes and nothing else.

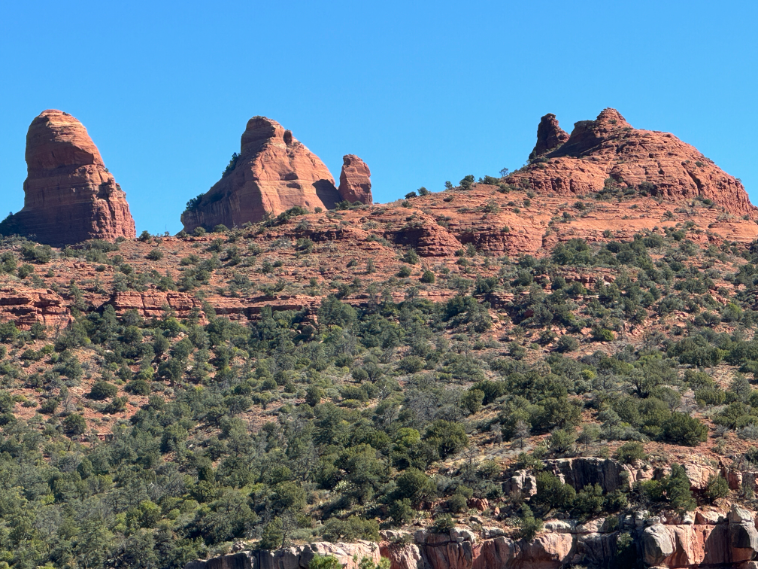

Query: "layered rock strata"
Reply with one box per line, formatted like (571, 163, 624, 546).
(1, 110, 136, 245)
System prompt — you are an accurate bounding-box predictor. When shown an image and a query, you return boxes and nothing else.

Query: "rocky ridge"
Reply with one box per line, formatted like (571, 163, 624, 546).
(508, 108, 755, 216)
(0, 110, 136, 246)
(187, 503, 758, 569)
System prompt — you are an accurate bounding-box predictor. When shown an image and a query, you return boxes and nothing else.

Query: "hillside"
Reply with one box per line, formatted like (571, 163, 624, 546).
(1, 110, 758, 569)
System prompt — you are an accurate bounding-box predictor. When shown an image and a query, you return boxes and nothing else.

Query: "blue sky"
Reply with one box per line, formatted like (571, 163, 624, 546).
(1, 1, 756, 234)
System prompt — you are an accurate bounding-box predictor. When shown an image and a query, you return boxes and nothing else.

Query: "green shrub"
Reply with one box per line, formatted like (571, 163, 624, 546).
(661, 413, 707, 446)
(448, 493, 468, 513)
(461, 389, 484, 414)
(534, 471, 576, 511)
(321, 516, 379, 542)
(425, 420, 468, 458)
(88, 381, 118, 400)
(432, 514, 455, 533)
(615, 442, 647, 464)
(705, 474, 729, 503)
(63, 414, 87, 435)
(388, 498, 414, 526)
(515, 504, 542, 541)
(259, 517, 284, 550)
(556, 335, 579, 353)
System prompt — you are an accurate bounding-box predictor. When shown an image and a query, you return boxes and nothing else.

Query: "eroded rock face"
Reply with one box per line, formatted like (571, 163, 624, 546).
(545, 457, 631, 493)
(0, 287, 71, 329)
(508, 108, 755, 216)
(181, 117, 341, 232)
(531, 113, 569, 158)
(338, 155, 373, 205)
(187, 541, 380, 569)
(1, 110, 136, 246)
(186, 505, 758, 569)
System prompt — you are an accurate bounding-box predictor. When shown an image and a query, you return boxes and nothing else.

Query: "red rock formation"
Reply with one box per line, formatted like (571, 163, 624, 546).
(0, 287, 71, 329)
(508, 108, 755, 216)
(338, 154, 373, 205)
(531, 113, 569, 158)
(181, 117, 341, 232)
(1, 110, 136, 245)
(108, 290, 202, 318)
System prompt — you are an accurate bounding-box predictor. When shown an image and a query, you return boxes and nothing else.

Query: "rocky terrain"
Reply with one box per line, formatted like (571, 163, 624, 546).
(0, 108, 756, 569)
(181, 117, 373, 233)
(508, 109, 755, 217)
(0, 110, 136, 246)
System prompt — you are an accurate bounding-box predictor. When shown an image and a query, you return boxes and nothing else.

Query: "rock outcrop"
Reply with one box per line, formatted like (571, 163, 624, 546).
(0, 287, 71, 329)
(0, 110, 136, 245)
(641, 506, 758, 567)
(531, 113, 569, 158)
(186, 541, 380, 569)
(338, 155, 373, 205)
(508, 108, 755, 216)
(181, 117, 341, 232)
(187, 505, 758, 569)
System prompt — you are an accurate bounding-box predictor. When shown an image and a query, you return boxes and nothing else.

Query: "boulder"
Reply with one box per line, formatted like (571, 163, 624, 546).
(181, 117, 341, 232)
(338, 155, 373, 205)
(2, 110, 136, 245)
(642, 524, 677, 566)
(471, 537, 516, 569)
(380, 542, 422, 569)
(517, 533, 573, 569)
(503, 469, 537, 498)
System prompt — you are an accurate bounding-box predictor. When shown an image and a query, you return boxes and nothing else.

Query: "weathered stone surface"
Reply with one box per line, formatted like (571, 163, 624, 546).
(545, 457, 630, 493)
(508, 108, 756, 216)
(504, 469, 537, 497)
(379, 542, 422, 569)
(108, 290, 201, 318)
(2, 110, 136, 245)
(386, 215, 461, 257)
(338, 155, 372, 205)
(682, 462, 718, 491)
(531, 113, 569, 157)
(640, 508, 758, 568)
(0, 286, 71, 329)
(642, 524, 678, 566)
(189, 542, 380, 569)
(517, 533, 574, 569)
(181, 117, 340, 232)
(187, 507, 758, 569)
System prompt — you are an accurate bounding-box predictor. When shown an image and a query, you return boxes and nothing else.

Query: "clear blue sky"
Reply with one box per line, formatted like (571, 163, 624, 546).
(1, 1, 756, 234)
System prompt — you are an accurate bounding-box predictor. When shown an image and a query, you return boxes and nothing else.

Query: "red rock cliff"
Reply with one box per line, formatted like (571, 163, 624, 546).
(508, 108, 755, 216)
(181, 117, 341, 232)
(1, 110, 136, 245)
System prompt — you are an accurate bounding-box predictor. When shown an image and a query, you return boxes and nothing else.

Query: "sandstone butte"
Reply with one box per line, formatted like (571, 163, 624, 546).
(0, 110, 136, 246)
(339, 154, 373, 205)
(508, 108, 756, 217)
(181, 117, 373, 232)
